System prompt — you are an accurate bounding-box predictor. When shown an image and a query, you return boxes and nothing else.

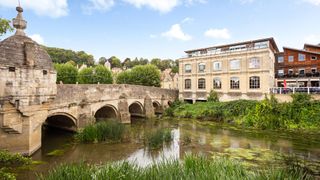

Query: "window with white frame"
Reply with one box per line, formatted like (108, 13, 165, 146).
(288, 56, 294, 62)
(230, 59, 240, 70)
(249, 57, 260, 69)
(311, 68, 317, 74)
(198, 78, 206, 89)
(213, 78, 222, 89)
(185, 79, 191, 89)
(298, 53, 306, 61)
(299, 69, 305, 75)
(230, 77, 240, 89)
(185, 64, 192, 73)
(278, 69, 284, 76)
(198, 63, 206, 73)
(278, 56, 284, 63)
(213, 61, 222, 71)
(249, 76, 260, 89)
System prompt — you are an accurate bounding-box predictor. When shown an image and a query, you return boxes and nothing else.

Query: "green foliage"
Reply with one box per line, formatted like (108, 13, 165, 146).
(0, 150, 32, 166)
(40, 154, 312, 180)
(98, 57, 107, 65)
(170, 100, 257, 122)
(108, 56, 122, 68)
(78, 65, 113, 84)
(0, 168, 15, 180)
(151, 58, 179, 72)
(75, 120, 125, 143)
(54, 63, 78, 84)
(65, 60, 76, 66)
(145, 129, 173, 149)
(116, 65, 161, 87)
(0, 18, 13, 36)
(45, 47, 94, 65)
(207, 90, 219, 102)
(240, 95, 320, 130)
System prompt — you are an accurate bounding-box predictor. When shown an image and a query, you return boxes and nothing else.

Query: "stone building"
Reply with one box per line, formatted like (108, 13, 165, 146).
(160, 69, 179, 90)
(0, 7, 57, 154)
(178, 38, 279, 102)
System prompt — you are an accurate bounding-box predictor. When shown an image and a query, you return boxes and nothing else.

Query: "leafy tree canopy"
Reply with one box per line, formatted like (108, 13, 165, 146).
(78, 65, 113, 84)
(0, 18, 13, 37)
(45, 47, 94, 66)
(54, 63, 78, 84)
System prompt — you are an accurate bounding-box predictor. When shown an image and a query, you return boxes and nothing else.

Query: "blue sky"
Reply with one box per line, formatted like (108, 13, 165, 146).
(0, 0, 320, 61)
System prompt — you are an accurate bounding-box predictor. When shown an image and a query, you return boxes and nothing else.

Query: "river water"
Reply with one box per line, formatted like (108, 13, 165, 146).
(17, 118, 320, 179)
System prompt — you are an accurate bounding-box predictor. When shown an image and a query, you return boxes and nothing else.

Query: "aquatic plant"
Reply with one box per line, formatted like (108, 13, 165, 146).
(40, 154, 314, 180)
(75, 120, 125, 143)
(145, 128, 173, 149)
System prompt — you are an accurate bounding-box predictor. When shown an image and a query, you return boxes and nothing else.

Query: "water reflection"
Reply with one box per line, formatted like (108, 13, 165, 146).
(18, 119, 320, 179)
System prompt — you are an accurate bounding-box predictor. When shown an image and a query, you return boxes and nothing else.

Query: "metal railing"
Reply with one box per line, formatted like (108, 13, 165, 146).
(270, 87, 320, 94)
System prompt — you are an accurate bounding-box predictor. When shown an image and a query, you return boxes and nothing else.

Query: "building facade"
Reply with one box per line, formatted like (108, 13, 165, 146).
(178, 38, 279, 102)
(160, 69, 179, 90)
(275, 44, 320, 88)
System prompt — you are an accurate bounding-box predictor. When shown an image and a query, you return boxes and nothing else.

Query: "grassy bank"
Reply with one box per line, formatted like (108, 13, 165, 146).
(0, 150, 33, 180)
(39, 154, 313, 180)
(75, 120, 125, 143)
(166, 94, 320, 130)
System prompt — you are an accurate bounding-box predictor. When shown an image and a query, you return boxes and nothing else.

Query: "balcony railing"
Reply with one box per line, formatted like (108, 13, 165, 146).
(275, 72, 320, 79)
(270, 87, 320, 94)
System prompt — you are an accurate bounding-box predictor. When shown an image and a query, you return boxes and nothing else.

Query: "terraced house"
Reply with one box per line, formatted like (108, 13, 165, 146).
(178, 38, 279, 102)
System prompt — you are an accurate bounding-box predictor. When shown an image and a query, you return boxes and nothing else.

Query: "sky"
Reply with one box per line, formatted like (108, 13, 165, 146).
(0, 0, 320, 61)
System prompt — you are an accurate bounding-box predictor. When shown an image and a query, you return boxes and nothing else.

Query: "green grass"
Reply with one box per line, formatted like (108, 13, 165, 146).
(145, 128, 173, 149)
(167, 94, 320, 131)
(75, 120, 125, 143)
(39, 154, 314, 180)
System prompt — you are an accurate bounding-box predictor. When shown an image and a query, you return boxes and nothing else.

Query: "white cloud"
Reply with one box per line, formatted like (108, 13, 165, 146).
(304, 34, 320, 44)
(123, 0, 180, 13)
(149, 34, 157, 39)
(303, 0, 320, 6)
(181, 17, 194, 24)
(82, 0, 115, 14)
(30, 34, 44, 44)
(162, 24, 192, 41)
(204, 28, 231, 39)
(0, 0, 68, 18)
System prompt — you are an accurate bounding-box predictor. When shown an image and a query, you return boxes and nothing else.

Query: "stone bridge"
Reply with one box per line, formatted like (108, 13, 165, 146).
(0, 84, 178, 155)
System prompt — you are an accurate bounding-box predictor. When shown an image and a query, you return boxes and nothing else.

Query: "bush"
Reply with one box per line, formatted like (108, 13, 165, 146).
(116, 65, 161, 87)
(207, 90, 219, 102)
(54, 63, 78, 84)
(78, 65, 113, 84)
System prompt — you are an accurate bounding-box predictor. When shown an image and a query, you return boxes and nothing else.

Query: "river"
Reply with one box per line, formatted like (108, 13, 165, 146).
(17, 118, 320, 179)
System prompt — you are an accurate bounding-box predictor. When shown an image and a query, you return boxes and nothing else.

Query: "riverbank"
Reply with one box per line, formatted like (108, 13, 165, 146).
(166, 94, 320, 131)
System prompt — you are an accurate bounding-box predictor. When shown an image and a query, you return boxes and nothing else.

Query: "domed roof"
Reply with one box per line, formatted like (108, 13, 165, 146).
(0, 6, 53, 70)
(0, 35, 53, 70)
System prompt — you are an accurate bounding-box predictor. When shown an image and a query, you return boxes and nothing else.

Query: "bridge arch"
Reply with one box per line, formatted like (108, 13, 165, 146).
(44, 112, 78, 132)
(94, 104, 119, 122)
(153, 101, 163, 115)
(129, 101, 145, 118)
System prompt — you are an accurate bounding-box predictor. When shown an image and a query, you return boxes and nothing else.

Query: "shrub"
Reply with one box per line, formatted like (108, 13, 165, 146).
(207, 90, 219, 102)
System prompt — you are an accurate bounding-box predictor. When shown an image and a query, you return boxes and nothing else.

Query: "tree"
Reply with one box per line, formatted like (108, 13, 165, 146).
(116, 71, 132, 84)
(78, 66, 113, 84)
(116, 65, 161, 87)
(0, 18, 13, 37)
(99, 57, 107, 65)
(122, 58, 131, 69)
(93, 65, 113, 84)
(45, 47, 95, 65)
(78, 67, 95, 84)
(66, 60, 76, 66)
(54, 63, 78, 84)
(108, 56, 122, 68)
